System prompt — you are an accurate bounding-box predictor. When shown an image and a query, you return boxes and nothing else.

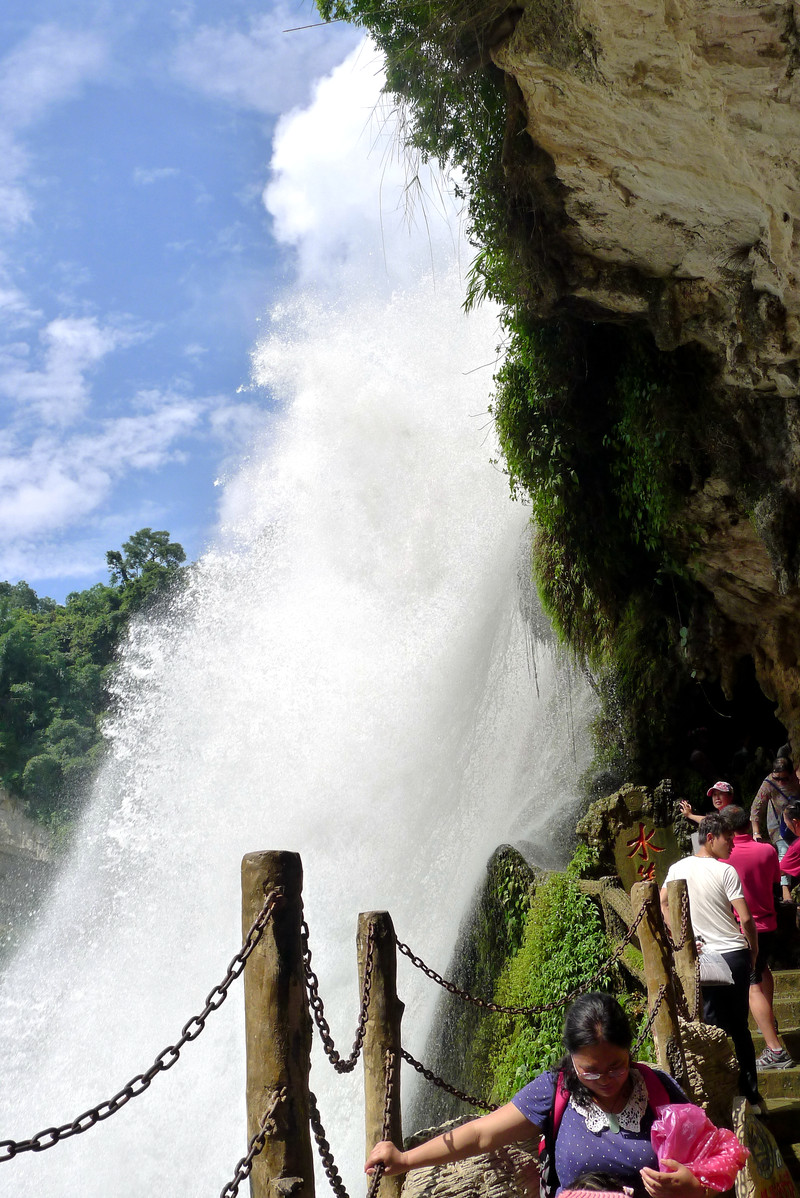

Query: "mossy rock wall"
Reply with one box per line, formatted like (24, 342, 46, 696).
(407, 845, 538, 1130)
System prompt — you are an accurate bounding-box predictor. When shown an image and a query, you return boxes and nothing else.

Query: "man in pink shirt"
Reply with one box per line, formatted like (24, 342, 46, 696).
(723, 806, 794, 1069)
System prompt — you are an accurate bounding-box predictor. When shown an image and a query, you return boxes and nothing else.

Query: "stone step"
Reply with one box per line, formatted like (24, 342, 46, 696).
(772, 969, 800, 997)
(755, 1062, 800, 1099)
(759, 1098, 800, 1182)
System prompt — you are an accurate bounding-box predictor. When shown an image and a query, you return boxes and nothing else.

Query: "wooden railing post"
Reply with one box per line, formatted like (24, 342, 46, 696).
(666, 879, 700, 1021)
(242, 851, 314, 1198)
(358, 912, 404, 1198)
(630, 881, 689, 1092)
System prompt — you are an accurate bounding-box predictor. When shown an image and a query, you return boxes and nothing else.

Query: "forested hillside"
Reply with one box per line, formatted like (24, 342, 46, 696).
(0, 529, 185, 825)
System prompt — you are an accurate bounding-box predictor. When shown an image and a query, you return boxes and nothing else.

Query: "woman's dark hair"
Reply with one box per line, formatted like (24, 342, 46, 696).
(774, 757, 794, 774)
(558, 992, 632, 1100)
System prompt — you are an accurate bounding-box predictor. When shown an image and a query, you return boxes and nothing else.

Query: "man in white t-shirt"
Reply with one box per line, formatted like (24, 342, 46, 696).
(661, 813, 760, 1107)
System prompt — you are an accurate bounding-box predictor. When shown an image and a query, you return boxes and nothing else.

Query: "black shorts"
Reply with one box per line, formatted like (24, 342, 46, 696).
(750, 930, 774, 984)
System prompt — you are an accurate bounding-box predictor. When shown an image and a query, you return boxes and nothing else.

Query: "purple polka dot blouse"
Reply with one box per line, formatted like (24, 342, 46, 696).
(511, 1066, 687, 1196)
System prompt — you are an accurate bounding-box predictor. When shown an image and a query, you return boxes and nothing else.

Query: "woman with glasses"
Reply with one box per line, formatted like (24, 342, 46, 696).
(365, 992, 708, 1197)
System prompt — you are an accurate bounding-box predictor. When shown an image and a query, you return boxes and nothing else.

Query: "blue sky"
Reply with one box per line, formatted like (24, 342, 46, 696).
(0, 0, 365, 600)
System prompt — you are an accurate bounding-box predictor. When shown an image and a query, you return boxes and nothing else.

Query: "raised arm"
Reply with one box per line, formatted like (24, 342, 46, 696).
(365, 1102, 538, 1176)
(678, 801, 702, 825)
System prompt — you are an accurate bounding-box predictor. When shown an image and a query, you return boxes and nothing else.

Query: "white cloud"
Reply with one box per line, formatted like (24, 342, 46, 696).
(171, 4, 360, 116)
(0, 280, 40, 327)
(263, 42, 465, 285)
(133, 166, 180, 186)
(0, 24, 107, 128)
(208, 401, 267, 448)
(0, 316, 147, 425)
(0, 25, 108, 233)
(0, 397, 203, 544)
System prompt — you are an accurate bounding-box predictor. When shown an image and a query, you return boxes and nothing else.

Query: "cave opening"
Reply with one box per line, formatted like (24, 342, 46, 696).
(676, 655, 787, 806)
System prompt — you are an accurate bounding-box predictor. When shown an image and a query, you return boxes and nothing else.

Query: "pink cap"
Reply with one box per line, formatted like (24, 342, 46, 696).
(707, 781, 734, 797)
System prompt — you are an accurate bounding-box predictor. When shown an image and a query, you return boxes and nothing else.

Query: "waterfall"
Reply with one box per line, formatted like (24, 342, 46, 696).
(0, 43, 595, 1198)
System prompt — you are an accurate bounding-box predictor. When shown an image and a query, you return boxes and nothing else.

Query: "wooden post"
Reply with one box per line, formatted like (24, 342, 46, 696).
(242, 850, 315, 1198)
(630, 881, 689, 1091)
(358, 912, 404, 1198)
(666, 879, 700, 1021)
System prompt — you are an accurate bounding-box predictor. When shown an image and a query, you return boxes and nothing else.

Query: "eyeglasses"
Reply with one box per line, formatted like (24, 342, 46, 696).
(571, 1060, 629, 1082)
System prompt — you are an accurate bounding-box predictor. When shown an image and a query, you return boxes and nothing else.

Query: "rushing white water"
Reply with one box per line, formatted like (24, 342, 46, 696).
(0, 44, 595, 1198)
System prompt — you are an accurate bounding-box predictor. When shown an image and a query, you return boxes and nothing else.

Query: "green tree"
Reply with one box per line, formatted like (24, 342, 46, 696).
(0, 528, 187, 823)
(106, 527, 186, 613)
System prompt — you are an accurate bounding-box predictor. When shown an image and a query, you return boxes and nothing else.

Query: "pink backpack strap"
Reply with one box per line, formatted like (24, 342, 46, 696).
(636, 1062, 671, 1111)
(552, 1070, 570, 1134)
(538, 1070, 570, 1157)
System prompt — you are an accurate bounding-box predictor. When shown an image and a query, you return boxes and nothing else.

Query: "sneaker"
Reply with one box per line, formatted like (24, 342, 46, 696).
(756, 1047, 794, 1070)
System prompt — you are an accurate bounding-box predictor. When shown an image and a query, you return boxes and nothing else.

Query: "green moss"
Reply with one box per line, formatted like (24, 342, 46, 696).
(472, 858, 635, 1104)
(622, 944, 644, 974)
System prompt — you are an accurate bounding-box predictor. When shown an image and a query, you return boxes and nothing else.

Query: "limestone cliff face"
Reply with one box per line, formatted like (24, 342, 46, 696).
(488, 0, 800, 742)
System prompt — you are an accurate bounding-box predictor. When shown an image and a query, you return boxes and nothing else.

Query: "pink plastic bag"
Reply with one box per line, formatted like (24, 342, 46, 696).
(650, 1104, 749, 1191)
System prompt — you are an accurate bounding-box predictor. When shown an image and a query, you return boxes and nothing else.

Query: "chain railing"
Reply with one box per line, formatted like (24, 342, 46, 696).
(401, 1049, 498, 1112)
(631, 982, 668, 1055)
(302, 920, 376, 1073)
(0, 886, 284, 1164)
(395, 899, 650, 1017)
(308, 1047, 397, 1198)
(365, 1049, 397, 1198)
(0, 868, 699, 1197)
(662, 888, 703, 1023)
(219, 1087, 288, 1198)
(692, 955, 702, 1021)
(664, 889, 691, 952)
(309, 1089, 352, 1198)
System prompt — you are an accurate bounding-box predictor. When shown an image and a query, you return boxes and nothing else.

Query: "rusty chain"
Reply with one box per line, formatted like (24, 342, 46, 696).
(672, 982, 691, 1022)
(219, 1086, 288, 1198)
(395, 899, 650, 1016)
(308, 1089, 351, 1198)
(0, 886, 284, 1164)
(308, 1048, 397, 1198)
(665, 890, 690, 952)
(401, 1049, 498, 1112)
(631, 983, 668, 1055)
(302, 921, 376, 1073)
(365, 1049, 398, 1198)
(665, 891, 704, 1020)
(693, 954, 703, 1020)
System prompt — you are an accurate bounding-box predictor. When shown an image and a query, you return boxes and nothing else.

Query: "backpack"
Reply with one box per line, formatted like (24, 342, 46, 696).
(538, 1064, 672, 1198)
